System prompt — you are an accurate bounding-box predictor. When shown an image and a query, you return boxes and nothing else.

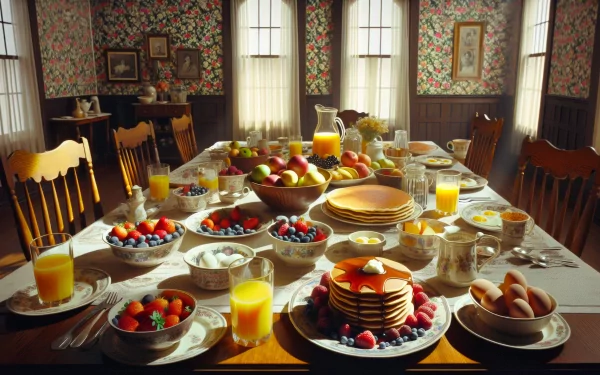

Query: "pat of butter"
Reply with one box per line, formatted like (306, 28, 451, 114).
(363, 259, 384, 274)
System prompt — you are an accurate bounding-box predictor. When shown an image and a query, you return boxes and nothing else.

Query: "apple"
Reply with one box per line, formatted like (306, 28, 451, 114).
(262, 174, 284, 187)
(266, 156, 287, 174)
(229, 141, 240, 150)
(302, 170, 326, 186)
(357, 153, 371, 167)
(239, 147, 252, 158)
(257, 147, 270, 156)
(277, 168, 287, 176)
(391, 168, 404, 177)
(281, 170, 299, 187)
(229, 149, 240, 157)
(378, 158, 395, 169)
(251, 164, 271, 183)
(287, 155, 309, 178)
(371, 161, 381, 170)
(353, 162, 370, 178)
(251, 151, 259, 157)
(341, 150, 358, 167)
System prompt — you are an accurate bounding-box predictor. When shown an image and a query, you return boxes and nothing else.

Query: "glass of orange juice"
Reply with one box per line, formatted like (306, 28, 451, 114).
(289, 135, 303, 157)
(435, 169, 461, 216)
(30, 233, 74, 306)
(148, 163, 170, 201)
(228, 256, 274, 347)
(198, 161, 222, 203)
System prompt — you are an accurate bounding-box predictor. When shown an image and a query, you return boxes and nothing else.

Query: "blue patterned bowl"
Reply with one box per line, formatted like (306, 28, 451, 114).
(267, 220, 333, 267)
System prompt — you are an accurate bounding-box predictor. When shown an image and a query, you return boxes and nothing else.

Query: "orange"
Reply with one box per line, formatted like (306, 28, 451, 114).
(201, 218, 214, 229)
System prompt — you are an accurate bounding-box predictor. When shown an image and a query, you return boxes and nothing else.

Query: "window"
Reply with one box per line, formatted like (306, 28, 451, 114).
(248, 0, 281, 56)
(0, 0, 17, 59)
(0, 0, 23, 137)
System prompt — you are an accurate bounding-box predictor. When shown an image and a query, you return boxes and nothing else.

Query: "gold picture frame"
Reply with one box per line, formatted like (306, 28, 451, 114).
(452, 22, 485, 81)
(147, 34, 171, 60)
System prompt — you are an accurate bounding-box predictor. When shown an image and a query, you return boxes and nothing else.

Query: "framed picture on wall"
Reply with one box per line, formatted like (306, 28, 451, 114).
(147, 34, 170, 60)
(452, 22, 485, 81)
(176, 49, 201, 79)
(105, 49, 140, 82)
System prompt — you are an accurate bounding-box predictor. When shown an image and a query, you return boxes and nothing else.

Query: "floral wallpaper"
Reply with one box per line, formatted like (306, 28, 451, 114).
(547, 0, 598, 98)
(36, 0, 97, 99)
(417, 0, 519, 95)
(91, 0, 224, 95)
(306, 0, 333, 95)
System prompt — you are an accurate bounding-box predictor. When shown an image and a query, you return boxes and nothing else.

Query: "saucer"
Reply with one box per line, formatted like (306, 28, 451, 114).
(101, 306, 227, 366)
(6, 268, 111, 316)
(453, 294, 571, 350)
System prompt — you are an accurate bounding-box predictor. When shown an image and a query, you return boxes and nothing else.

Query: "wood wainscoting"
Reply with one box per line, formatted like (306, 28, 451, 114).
(540, 95, 593, 151)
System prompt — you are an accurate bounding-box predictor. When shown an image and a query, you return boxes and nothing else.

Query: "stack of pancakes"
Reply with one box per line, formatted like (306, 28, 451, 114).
(324, 185, 415, 224)
(328, 257, 414, 333)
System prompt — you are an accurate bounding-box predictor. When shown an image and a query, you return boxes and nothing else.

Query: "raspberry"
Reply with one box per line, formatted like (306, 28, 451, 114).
(384, 328, 400, 340)
(318, 306, 332, 319)
(399, 324, 412, 336)
(317, 317, 332, 334)
(421, 301, 438, 312)
(310, 285, 328, 300)
(320, 272, 332, 287)
(338, 323, 351, 338)
(417, 305, 435, 319)
(413, 292, 430, 307)
(412, 283, 424, 295)
(416, 311, 433, 330)
(405, 314, 419, 328)
(278, 223, 290, 236)
(355, 330, 377, 349)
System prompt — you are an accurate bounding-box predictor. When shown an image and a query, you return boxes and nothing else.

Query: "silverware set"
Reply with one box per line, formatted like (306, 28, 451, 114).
(511, 249, 580, 268)
(51, 291, 121, 350)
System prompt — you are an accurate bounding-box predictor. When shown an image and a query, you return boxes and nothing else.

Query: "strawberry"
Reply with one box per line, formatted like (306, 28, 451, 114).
(313, 233, 327, 242)
(136, 308, 166, 331)
(417, 305, 435, 319)
(319, 272, 331, 287)
(154, 229, 168, 239)
(278, 223, 290, 236)
(136, 220, 155, 235)
(213, 224, 221, 232)
(421, 301, 438, 312)
(243, 217, 259, 230)
(405, 314, 419, 328)
(155, 216, 176, 234)
(384, 328, 400, 340)
(412, 283, 424, 295)
(230, 206, 242, 222)
(414, 292, 430, 307)
(220, 218, 231, 229)
(399, 324, 412, 337)
(126, 230, 142, 241)
(168, 297, 183, 317)
(338, 323, 352, 338)
(180, 306, 193, 320)
(293, 219, 309, 234)
(123, 222, 136, 230)
(210, 211, 221, 223)
(118, 315, 139, 332)
(164, 315, 180, 328)
(110, 226, 128, 241)
(318, 306, 332, 319)
(182, 185, 191, 195)
(355, 330, 377, 349)
(416, 311, 433, 330)
(316, 317, 332, 334)
(310, 285, 328, 300)
(124, 300, 144, 318)
(315, 227, 325, 236)
(144, 298, 169, 312)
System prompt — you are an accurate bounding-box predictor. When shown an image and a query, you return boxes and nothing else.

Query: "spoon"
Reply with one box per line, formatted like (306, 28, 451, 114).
(530, 258, 580, 268)
(512, 246, 563, 254)
(512, 247, 566, 260)
(511, 250, 579, 267)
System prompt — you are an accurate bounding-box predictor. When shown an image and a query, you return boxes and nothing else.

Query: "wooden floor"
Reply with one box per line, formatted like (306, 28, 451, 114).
(1, 162, 599, 279)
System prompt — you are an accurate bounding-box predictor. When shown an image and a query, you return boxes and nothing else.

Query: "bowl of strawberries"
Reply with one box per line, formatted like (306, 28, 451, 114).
(103, 216, 187, 267)
(108, 289, 197, 351)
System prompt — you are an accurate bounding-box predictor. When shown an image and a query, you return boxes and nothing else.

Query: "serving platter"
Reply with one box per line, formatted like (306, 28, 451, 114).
(321, 202, 423, 227)
(329, 168, 374, 187)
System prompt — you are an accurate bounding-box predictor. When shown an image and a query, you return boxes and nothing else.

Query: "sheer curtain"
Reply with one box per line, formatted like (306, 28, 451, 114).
(340, 0, 410, 137)
(231, 0, 300, 141)
(513, 0, 550, 153)
(0, 0, 44, 156)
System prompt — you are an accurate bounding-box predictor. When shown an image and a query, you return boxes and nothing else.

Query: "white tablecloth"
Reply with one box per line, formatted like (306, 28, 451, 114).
(2, 142, 600, 315)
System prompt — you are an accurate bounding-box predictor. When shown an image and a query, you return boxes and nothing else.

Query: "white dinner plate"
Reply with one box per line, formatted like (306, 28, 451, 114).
(184, 205, 273, 239)
(288, 275, 451, 358)
(320, 202, 423, 227)
(6, 268, 111, 316)
(459, 174, 489, 191)
(100, 306, 227, 366)
(459, 202, 534, 233)
(414, 155, 455, 168)
(453, 295, 571, 350)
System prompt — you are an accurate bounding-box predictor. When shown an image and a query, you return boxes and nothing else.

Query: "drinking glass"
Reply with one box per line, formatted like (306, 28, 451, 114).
(198, 161, 222, 203)
(394, 130, 409, 151)
(435, 169, 461, 216)
(289, 135, 303, 157)
(148, 163, 170, 201)
(30, 234, 74, 306)
(228, 256, 274, 347)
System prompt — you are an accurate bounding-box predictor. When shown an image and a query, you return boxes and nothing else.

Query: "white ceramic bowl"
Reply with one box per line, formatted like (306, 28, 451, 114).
(396, 219, 448, 260)
(469, 289, 557, 336)
(138, 96, 153, 104)
(107, 289, 197, 351)
(183, 243, 256, 290)
(102, 220, 186, 267)
(348, 231, 386, 257)
(172, 188, 209, 212)
(267, 220, 333, 267)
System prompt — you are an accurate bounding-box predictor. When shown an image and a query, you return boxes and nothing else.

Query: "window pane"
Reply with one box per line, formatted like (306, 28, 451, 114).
(249, 28, 259, 55)
(271, 28, 280, 55)
(259, 0, 271, 27)
(4, 24, 15, 55)
(259, 28, 270, 55)
(1, 0, 12, 23)
(248, 0, 259, 27)
(370, 0, 381, 27)
(381, 0, 392, 27)
(271, 0, 281, 27)
(358, 0, 369, 27)
(380, 58, 391, 86)
(0, 25, 5, 55)
(381, 28, 391, 55)
(368, 28, 380, 55)
(358, 28, 368, 55)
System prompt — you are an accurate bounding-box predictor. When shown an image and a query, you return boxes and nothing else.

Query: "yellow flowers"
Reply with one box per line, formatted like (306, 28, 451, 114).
(355, 116, 388, 142)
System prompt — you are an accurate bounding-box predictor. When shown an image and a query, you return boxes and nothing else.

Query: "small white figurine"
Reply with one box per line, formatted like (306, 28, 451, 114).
(126, 185, 147, 223)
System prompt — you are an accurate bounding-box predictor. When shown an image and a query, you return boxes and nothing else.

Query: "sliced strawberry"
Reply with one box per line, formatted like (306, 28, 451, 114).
(168, 297, 183, 317)
(243, 217, 259, 230)
(136, 220, 155, 235)
(230, 206, 242, 222)
(126, 230, 142, 241)
(355, 330, 377, 349)
(124, 300, 144, 318)
(278, 223, 290, 236)
(117, 315, 139, 331)
(164, 315, 180, 328)
(110, 226, 128, 241)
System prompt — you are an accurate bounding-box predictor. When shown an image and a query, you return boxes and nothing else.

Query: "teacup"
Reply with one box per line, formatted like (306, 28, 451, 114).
(257, 139, 269, 150)
(500, 211, 535, 246)
(218, 173, 247, 193)
(447, 139, 471, 159)
(219, 187, 250, 204)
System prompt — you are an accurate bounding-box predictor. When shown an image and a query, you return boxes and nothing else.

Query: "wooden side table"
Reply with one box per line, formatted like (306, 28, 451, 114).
(49, 113, 112, 160)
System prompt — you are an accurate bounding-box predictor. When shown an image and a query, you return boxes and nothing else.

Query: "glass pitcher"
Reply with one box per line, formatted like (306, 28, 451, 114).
(343, 128, 362, 154)
(401, 163, 432, 209)
(313, 104, 346, 158)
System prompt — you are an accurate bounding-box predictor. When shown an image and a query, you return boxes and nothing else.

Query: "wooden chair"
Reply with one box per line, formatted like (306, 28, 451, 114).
(463, 113, 504, 179)
(0, 137, 103, 261)
(511, 136, 600, 257)
(171, 114, 198, 163)
(336, 110, 369, 128)
(113, 121, 160, 199)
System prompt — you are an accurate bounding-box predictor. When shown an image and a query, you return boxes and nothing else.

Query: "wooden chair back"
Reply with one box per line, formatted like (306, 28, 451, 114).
(171, 114, 198, 163)
(0, 137, 103, 261)
(336, 110, 369, 129)
(113, 121, 160, 199)
(511, 136, 600, 257)
(464, 113, 504, 179)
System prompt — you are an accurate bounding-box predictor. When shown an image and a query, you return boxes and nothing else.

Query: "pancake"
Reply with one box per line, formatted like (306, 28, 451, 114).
(330, 282, 412, 305)
(341, 305, 414, 332)
(326, 202, 415, 223)
(326, 186, 413, 212)
(325, 200, 414, 218)
(331, 257, 413, 295)
(409, 141, 437, 155)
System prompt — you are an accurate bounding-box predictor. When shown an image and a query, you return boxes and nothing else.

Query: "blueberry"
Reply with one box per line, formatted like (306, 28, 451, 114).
(245, 229, 252, 234)
(276, 215, 289, 223)
(219, 229, 225, 234)
(292, 237, 301, 243)
(308, 227, 316, 233)
(297, 232, 305, 238)
(151, 234, 160, 241)
(158, 239, 164, 245)
(290, 234, 296, 240)
(127, 238, 136, 246)
(417, 328, 425, 337)
(149, 240, 158, 247)
(214, 231, 223, 236)
(112, 317, 119, 326)
(402, 336, 409, 342)
(136, 242, 149, 248)
(396, 338, 403, 346)
(135, 221, 141, 226)
(236, 230, 244, 235)
(287, 227, 296, 235)
(250, 229, 256, 233)
(233, 224, 241, 230)
(164, 234, 173, 242)
(110, 236, 119, 244)
(289, 215, 298, 223)
(283, 236, 289, 241)
(340, 336, 348, 344)
(272, 230, 278, 237)
(177, 228, 184, 235)
(301, 236, 310, 243)
(378, 342, 386, 349)
(200, 225, 208, 231)
(347, 338, 354, 346)
(124, 244, 133, 248)
(138, 235, 146, 243)
(172, 232, 180, 238)
(409, 332, 418, 341)
(106, 235, 111, 241)
(141, 294, 155, 304)
(175, 223, 182, 229)
(277, 236, 283, 240)
(412, 327, 417, 332)
(116, 241, 123, 247)
(186, 192, 192, 196)
(307, 233, 315, 240)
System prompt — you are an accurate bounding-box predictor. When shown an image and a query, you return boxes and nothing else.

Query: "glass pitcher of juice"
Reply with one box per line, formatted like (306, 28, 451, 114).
(312, 104, 346, 158)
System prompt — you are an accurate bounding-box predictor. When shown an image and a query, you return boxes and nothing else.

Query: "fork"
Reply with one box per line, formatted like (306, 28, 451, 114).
(70, 292, 121, 348)
(459, 197, 493, 203)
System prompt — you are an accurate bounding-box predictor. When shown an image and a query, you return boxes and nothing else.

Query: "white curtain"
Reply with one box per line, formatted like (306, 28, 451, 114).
(0, 0, 45, 156)
(340, 0, 410, 138)
(231, 0, 300, 141)
(513, 0, 550, 153)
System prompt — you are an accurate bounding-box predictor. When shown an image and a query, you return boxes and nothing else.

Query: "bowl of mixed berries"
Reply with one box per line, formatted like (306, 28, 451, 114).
(103, 216, 186, 267)
(108, 289, 197, 351)
(267, 215, 333, 267)
(172, 183, 209, 212)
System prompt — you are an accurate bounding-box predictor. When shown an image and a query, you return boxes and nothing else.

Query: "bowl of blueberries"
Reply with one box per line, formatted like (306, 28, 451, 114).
(172, 184, 209, 212)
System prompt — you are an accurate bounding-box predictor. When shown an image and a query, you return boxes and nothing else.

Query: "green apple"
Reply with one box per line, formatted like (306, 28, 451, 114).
(229, 141, 240, 150)
(239, 147, 252, 158)
(378, 158, 395, 169)
(297, 176, 306, 186)
(302, 170, 326, 186)
(371, 161, 381, 170)
(281, 170, 299, 187)
(251, 164, 271, 183)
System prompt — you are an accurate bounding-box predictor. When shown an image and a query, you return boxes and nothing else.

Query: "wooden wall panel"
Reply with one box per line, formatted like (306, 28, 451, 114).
(540, 95, 591, 150)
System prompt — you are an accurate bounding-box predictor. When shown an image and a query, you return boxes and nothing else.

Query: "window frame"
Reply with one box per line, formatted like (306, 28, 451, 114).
(358, 0, 391, 58)
(248, 0, 281, 58)
(0, 2, 17, 60)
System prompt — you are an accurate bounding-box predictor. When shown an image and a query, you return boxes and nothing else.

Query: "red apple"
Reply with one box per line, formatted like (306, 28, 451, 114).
(258, 147, 270, 156)
(266, 156, 287, 174)
(341, 150, 358, 167)
(262, 174, 284, 187)
(287, 155, 309, 178)
(277, 168, 287, 176)
(353, 162, 370, 178)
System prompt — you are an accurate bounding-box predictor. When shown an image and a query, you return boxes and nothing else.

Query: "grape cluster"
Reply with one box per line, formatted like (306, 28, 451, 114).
(306, 154, 339, 169)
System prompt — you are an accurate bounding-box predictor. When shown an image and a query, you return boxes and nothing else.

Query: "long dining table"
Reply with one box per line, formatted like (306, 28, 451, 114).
(1, 141, 600, 373)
